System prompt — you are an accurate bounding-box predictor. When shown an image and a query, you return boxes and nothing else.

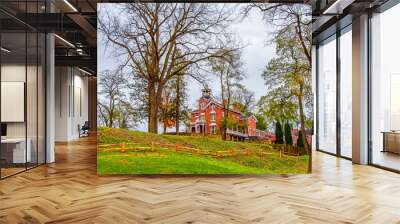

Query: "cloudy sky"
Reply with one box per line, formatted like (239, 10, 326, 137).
(98, 3, 277, 131)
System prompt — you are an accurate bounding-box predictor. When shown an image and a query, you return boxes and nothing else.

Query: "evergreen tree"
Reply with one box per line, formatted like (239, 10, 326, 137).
(275, 121, 284, 144)
(297, 130, 305, 148)
(284, 123, 293, 145)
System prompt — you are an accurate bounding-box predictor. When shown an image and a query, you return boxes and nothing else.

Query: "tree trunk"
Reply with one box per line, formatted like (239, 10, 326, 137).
(121, 119, 127, 129)
(148, 82, 159, 134)
(295, 15, 311, 69)
(108, 118, 113, 128)
(224, 70, 232, 141)
(297, 93, 311, 173)
(220, 72, 227, 140)
(108, 98, 115, 128)
(222, 108, 228, 140)
(175, 75, 180, 135)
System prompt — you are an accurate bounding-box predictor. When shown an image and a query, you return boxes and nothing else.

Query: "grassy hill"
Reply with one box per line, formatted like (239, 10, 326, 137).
(97, 127, 309, 174)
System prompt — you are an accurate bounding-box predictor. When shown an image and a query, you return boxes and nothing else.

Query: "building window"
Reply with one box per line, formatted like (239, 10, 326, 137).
(211, 126, 216, 134)
(211, 113, 216, 121)
(201, 114, 205, 122)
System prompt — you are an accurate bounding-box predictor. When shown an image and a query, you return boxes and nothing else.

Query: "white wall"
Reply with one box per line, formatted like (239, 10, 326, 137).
(0, 65, 41, 138)
(1, 65, 26, 139)
(72, 73, 89, 137)
(55, 67, 89, 141)
(55, 66, 69, 141)
(1, 63, 46, 164)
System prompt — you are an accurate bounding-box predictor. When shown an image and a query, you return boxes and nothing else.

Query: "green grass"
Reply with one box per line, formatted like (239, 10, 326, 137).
(97, 127, 309, 174)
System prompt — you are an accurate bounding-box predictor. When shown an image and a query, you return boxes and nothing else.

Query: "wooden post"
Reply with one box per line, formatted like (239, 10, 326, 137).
(151, 142, 155, 152)
(259, 150, 264, 168)
(175, 144, 180, 152)
(120, 143, 126, 153)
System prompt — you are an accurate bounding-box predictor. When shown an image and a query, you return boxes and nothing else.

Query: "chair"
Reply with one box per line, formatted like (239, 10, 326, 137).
(79, 121, 90, 138)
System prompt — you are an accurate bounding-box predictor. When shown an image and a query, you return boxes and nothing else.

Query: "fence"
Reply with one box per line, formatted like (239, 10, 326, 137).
(98, 141, 301, 161)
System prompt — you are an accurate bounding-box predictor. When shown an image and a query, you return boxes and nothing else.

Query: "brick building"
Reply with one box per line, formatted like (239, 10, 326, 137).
(190, 88, 259, 140)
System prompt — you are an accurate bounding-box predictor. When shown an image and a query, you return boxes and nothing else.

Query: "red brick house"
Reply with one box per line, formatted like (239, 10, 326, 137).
(190, 88, 259, 140)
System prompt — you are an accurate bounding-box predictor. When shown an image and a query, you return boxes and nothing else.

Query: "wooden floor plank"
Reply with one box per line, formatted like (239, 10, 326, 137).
(0, 136, 400, 223)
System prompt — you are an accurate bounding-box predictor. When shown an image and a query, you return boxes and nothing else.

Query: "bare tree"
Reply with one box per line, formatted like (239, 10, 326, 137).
(159, 81, 176, 133)
(241, 4, 311, 68)
(99, 3, 235, 133)
(158, 71, 188, 134)
(98, 69, 126, 127)
(175, 73, 182, 134)
(98, 69, 140, 129)
(231, 84, 255, 115)
(127, 72, 148, 122)
(210, 48, 245, 140)
(116, 100, 140, 129)
(171, 50, 189, 134)
(173, 72, 188, 134)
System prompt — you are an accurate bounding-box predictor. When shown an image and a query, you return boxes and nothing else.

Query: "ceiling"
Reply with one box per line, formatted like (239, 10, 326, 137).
(312, 0, 390, 43)
(5, 0, 393, 72)
(0, 0, 98, 74)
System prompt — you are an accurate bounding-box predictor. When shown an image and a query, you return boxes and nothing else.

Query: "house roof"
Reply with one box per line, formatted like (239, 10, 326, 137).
(192, 96, 252, 119)
(242, 114, 257, 122)
(206, 99, 243, 115)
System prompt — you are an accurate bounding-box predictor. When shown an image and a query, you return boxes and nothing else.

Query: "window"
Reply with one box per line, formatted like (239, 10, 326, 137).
(200, 114, 205, 122)
(340, 26, 352, 158)
(211, 126, 216, 134)
(370, 4, 400, 171)
(211, 113, 216, 121)
(317, 35, 337, 154)
(0, 3, 46, 179)
(316, 24, 353, 159)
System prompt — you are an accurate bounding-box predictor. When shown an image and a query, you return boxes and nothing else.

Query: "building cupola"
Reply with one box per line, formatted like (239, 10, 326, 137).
(202, 85, 211, 99)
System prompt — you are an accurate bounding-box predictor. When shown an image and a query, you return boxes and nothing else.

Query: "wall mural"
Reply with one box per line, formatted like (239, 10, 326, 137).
(97, 3, 313, 174)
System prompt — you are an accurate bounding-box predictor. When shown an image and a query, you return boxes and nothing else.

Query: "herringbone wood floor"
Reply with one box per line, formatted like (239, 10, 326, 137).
(1, 136, 400, 224)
